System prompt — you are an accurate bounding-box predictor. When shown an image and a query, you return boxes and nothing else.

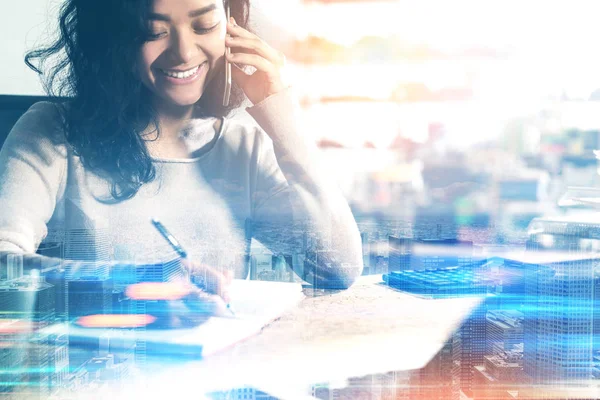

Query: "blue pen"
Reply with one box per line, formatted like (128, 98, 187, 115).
(151, 218, 236, 316)
(151, 218, 188, 259)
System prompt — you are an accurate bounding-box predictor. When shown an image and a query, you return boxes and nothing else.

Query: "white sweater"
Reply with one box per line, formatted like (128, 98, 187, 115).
(0, 89, 362, 287)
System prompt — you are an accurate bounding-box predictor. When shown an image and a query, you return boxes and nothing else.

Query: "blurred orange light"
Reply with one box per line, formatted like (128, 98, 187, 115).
(76, 314, 157, 328)
(0, 319, 35, 334)
(126, 282, 191, 300)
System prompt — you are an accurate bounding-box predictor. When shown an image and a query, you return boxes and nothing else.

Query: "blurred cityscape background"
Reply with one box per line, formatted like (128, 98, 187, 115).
(246, 0, 600, 240)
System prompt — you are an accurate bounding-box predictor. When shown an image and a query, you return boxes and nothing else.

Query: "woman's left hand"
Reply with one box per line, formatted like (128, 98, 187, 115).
(225, 17, 288, 105)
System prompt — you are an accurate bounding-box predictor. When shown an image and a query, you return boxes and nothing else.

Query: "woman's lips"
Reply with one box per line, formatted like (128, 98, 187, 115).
(158, 62, 207, 85)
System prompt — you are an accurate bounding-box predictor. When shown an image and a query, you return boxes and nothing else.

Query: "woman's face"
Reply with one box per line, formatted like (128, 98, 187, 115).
(138, 0, 227, 110)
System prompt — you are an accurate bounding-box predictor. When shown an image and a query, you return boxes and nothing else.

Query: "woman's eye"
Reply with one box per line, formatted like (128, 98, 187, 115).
(146, 21, 168, 41)
(147, 31, 167, 41)
(194, 22, 220, 34)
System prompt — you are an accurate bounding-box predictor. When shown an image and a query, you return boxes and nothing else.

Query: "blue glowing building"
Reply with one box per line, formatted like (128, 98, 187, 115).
(523, 260, 594, 383)
(523, 215, 600, 384)
(0, 274, 56, 398)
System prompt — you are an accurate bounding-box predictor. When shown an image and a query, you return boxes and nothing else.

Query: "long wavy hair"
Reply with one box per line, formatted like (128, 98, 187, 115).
(25, 0, 250, 201)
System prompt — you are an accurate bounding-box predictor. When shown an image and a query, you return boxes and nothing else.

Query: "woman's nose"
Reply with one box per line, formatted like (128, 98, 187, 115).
(170, 30, 198, 64)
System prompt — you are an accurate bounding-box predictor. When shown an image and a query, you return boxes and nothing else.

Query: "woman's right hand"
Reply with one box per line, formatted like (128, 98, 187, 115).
(178, 260, 234, 323)
(125, 261, 233, 329)
(180, 259, 233, 304)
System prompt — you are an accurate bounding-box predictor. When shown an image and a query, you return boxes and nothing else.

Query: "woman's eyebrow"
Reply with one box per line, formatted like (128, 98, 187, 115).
(149, 4, 217, 21)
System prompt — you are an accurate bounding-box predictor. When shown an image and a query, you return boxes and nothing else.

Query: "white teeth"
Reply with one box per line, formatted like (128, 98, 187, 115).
(160, 65, 200, 79)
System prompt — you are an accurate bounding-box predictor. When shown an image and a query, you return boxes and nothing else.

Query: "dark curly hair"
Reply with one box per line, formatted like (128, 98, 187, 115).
(25, 0, 250, 201)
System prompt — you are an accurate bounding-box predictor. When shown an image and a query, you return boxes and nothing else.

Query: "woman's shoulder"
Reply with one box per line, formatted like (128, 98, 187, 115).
(220, 113, 272, 149)
(3, 101, 68, 158)
(9, 101, 66, 141)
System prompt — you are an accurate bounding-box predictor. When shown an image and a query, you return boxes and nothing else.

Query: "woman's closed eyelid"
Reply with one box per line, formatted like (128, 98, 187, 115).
(146, 22, 220, 40)
(148, 32, 168, 41)
(147, 21, 168, 39)
(150, 28, 167, 34)
(147, 32, 167, 41)
(193, 21, 221, 34)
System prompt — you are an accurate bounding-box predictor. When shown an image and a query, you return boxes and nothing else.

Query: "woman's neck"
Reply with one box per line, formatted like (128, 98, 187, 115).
(142, 100, 196, 159)
(142, 100, 221, 160)
(154, 101, 195, 140)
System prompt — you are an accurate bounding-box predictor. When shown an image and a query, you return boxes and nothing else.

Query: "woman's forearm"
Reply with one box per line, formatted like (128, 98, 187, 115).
(273, 148, 363, 289)
(247, 89, 363, 288)
(0, 251, 162, 285)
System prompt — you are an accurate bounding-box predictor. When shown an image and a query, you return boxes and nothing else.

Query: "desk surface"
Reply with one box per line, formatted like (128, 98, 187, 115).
(44, 275, 600, 400)
(131, 275, 482, 398)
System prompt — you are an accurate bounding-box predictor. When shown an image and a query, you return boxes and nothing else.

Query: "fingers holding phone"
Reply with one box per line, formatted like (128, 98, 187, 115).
(224, 17, 288, 105)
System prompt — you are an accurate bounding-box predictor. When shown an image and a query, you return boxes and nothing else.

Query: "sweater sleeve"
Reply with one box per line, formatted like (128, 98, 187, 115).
(0, 101, 68, 253)
(246, 88, 363, 289)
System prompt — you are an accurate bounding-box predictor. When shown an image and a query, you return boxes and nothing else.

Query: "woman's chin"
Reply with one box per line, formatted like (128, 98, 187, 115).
(160, 94, 203, 110)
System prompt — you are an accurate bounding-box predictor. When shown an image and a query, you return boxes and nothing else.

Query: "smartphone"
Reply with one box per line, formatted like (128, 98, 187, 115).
(223, 2, 231, 107)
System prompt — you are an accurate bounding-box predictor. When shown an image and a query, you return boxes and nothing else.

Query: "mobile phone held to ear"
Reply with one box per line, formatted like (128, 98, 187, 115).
(223, 2, 232, 107)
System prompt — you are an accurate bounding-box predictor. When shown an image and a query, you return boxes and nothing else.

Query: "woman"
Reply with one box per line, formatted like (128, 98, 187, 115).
(0, 0, 362, 318)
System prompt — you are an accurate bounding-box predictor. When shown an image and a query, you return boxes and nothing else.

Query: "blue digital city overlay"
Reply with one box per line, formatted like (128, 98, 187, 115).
(2, 214, 600, 398)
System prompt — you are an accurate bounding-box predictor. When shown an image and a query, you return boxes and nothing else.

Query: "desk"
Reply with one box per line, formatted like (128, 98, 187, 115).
(116, 275, 482, 399)
(25, 274, 600, 399)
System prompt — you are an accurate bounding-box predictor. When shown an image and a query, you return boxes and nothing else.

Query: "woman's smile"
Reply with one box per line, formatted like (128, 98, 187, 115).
(156, 61, 208, 85)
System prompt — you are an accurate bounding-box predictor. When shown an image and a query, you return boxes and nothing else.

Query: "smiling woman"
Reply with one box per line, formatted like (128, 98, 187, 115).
(24, 0, 250, 199)
(139, 1, 228, 109)
(0, 0, 363, 336)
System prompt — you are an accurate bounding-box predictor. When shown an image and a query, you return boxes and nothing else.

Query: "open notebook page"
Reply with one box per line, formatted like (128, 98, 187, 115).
(42, 280, 305, 358)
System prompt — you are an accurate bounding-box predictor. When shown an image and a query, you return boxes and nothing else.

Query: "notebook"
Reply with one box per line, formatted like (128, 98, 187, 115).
(43, 279, 305, 358)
